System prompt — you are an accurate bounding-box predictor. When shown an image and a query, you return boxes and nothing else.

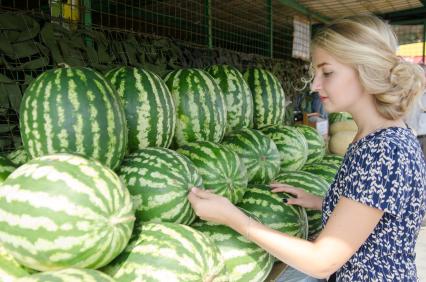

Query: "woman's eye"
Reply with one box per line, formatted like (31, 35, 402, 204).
(323, 72, 333, 77)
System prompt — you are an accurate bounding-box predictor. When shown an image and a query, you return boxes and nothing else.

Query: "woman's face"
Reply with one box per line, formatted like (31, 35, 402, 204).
(311, 47, 365, 113)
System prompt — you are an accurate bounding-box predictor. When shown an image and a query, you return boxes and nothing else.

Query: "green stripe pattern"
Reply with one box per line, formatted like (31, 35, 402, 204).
(205, 65, 253, 133)
(295, 125, 326, 165)
(321, 154, 344, 170)
(164, 69, 227, 147)
(302, 163, 339, 186)
(237, 186, 308, 240)
(16, 268, 115, 282)
(177, 141, 248, 204)
(19, 67, 127, 170)
(7, 147, 29, 167)
(0, 243, 30, 280)
(328, 112, 352, 125)
(243, 68, 285, 129)
(102, 222, 228, 282)
(260, 125, 308, 171)
(0, 156, 16, 183)
(275, 171, 329, 237)
(118, 148, 203, 225)
(222, 128, 280, 184)
(192, 218, 273, 282)
(105, 67, 176, 151)
(0, 153, 135, 271)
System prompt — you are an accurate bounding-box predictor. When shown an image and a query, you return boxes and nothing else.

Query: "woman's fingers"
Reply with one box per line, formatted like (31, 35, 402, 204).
(271, 186, 301, 197)
(189, 187, 214, 199)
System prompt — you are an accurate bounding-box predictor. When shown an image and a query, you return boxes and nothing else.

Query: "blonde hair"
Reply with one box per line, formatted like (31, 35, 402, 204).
(311, 15, 425, 120)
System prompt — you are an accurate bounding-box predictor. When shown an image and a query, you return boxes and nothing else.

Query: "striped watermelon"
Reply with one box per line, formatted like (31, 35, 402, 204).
(205, 65, 253, 133)
(192, 219, 273, 282)
(321, 154, 344, 170)
(19, 67, 127, 170)
(237, 186, 308, 239)
(328, 112, 352, 125)
(243, 68, 285, 129)
(275, 171, 329, 237)
(260, 125, 308, 171)
(118, 148, 203, 225)
(164, 69, 227, 147)
(105, 67, 176, 151)
(16, 269, 115, 282)
(295, 125, 326, 164)
(0, 153, 135, 271)
(302, 163, 338, 186)
(0, 243, 30, 281)
(102, 222, 228, 281)
(177, 141, 248, 204)
(0, 156, 16, 183)
(7, 147, 29, 166)
(222, 128, 280, 184)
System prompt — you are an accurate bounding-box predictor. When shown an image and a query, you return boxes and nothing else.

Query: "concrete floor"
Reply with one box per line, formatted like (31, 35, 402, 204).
(417, 225, 426, 282)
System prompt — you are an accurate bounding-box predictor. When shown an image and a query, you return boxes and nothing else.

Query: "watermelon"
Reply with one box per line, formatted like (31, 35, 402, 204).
(102, 222, 228, 281)
(237, 185, 308, 239)
(260, 125, 308, 171)
(222, 128, 280, 184)
(117, 148, 203, 225)
(205, 65, 253, 133)
(105, 67, 176, 151)
(321, 154, 344, 170)
(328, 112, 352, 125)
(164, 69, 227, 147)
(16, 268, 115, 282)
(275, 171, 329, 237)
(0, 153, 135, 271)
(192, 219, 273, 282)
(0, 156, 16, 183)
(295, 125, 326, 164)
(19, 67, 127, 170)
(0, 243, 30, 281)
(243, 68, 285, 129)
(302, 163, 338, 186)
(177, 141, 248, 204)
(7, 147, 29, 166)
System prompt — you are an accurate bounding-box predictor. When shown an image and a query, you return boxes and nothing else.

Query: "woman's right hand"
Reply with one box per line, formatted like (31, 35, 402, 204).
(270, 183, 324, 211)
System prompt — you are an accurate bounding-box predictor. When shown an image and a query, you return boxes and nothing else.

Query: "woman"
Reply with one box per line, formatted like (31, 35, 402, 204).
(188, 15, 426, 281)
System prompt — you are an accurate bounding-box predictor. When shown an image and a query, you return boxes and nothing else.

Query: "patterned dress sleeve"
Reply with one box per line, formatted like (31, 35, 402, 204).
(341, 140, 410, 217)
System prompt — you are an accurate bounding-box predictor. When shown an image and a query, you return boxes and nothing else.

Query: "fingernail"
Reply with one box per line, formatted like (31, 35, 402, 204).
(191, 187, 197, 193)
(282, 198, 288, 203)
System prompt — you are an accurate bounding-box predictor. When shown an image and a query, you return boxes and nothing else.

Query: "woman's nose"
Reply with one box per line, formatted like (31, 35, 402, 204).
(311, 75, 322, 92)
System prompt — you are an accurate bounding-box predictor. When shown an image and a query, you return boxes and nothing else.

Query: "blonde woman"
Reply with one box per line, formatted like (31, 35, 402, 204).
(188, 15, 426, 281)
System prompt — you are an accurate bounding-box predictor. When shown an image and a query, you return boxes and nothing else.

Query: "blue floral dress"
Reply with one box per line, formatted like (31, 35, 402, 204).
(322, 127, 426, 281)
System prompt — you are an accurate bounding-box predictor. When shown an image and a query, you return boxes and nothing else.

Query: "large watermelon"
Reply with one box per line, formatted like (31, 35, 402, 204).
(321, 154, 344, 170)
(16, 268, 115, 282)
(243, 68, 285, 129)
(19, 67, 127, 170)
(302, 163, 339, 186)
(192, 218, 273, 282)
(105, 67, 176, 151)
(205, 65, 253, 133)
(295, 125, 326, 164)
(164, 69, 226, 147)
(260, 125, 308, 171)
(7, 147, 29, 167)
(222, 128, 280, 184)
(177, 141, 248, 204)
(328, 112, 352, 125)
(0, 156, 16, 183)
(0, 153, 135, 271)
(275, 171, 329, 237)
(0, 243, 30, 281)
(118, 148, 203, 225)
(237, 185, 308, 240)
(102, 222, 228, 282)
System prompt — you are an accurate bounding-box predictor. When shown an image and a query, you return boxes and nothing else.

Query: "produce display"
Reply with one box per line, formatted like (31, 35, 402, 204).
(295, 124, 326, 164)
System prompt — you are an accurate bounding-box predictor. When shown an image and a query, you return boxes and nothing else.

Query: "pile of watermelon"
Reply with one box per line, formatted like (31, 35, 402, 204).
(0, 65, 343, 281)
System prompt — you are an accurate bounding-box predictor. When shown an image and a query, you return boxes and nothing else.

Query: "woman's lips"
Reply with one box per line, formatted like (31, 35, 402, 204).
(319, 96, 328, 101)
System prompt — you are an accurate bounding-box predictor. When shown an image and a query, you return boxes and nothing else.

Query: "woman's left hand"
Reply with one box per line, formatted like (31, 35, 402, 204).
(188, 187, 242, 226)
